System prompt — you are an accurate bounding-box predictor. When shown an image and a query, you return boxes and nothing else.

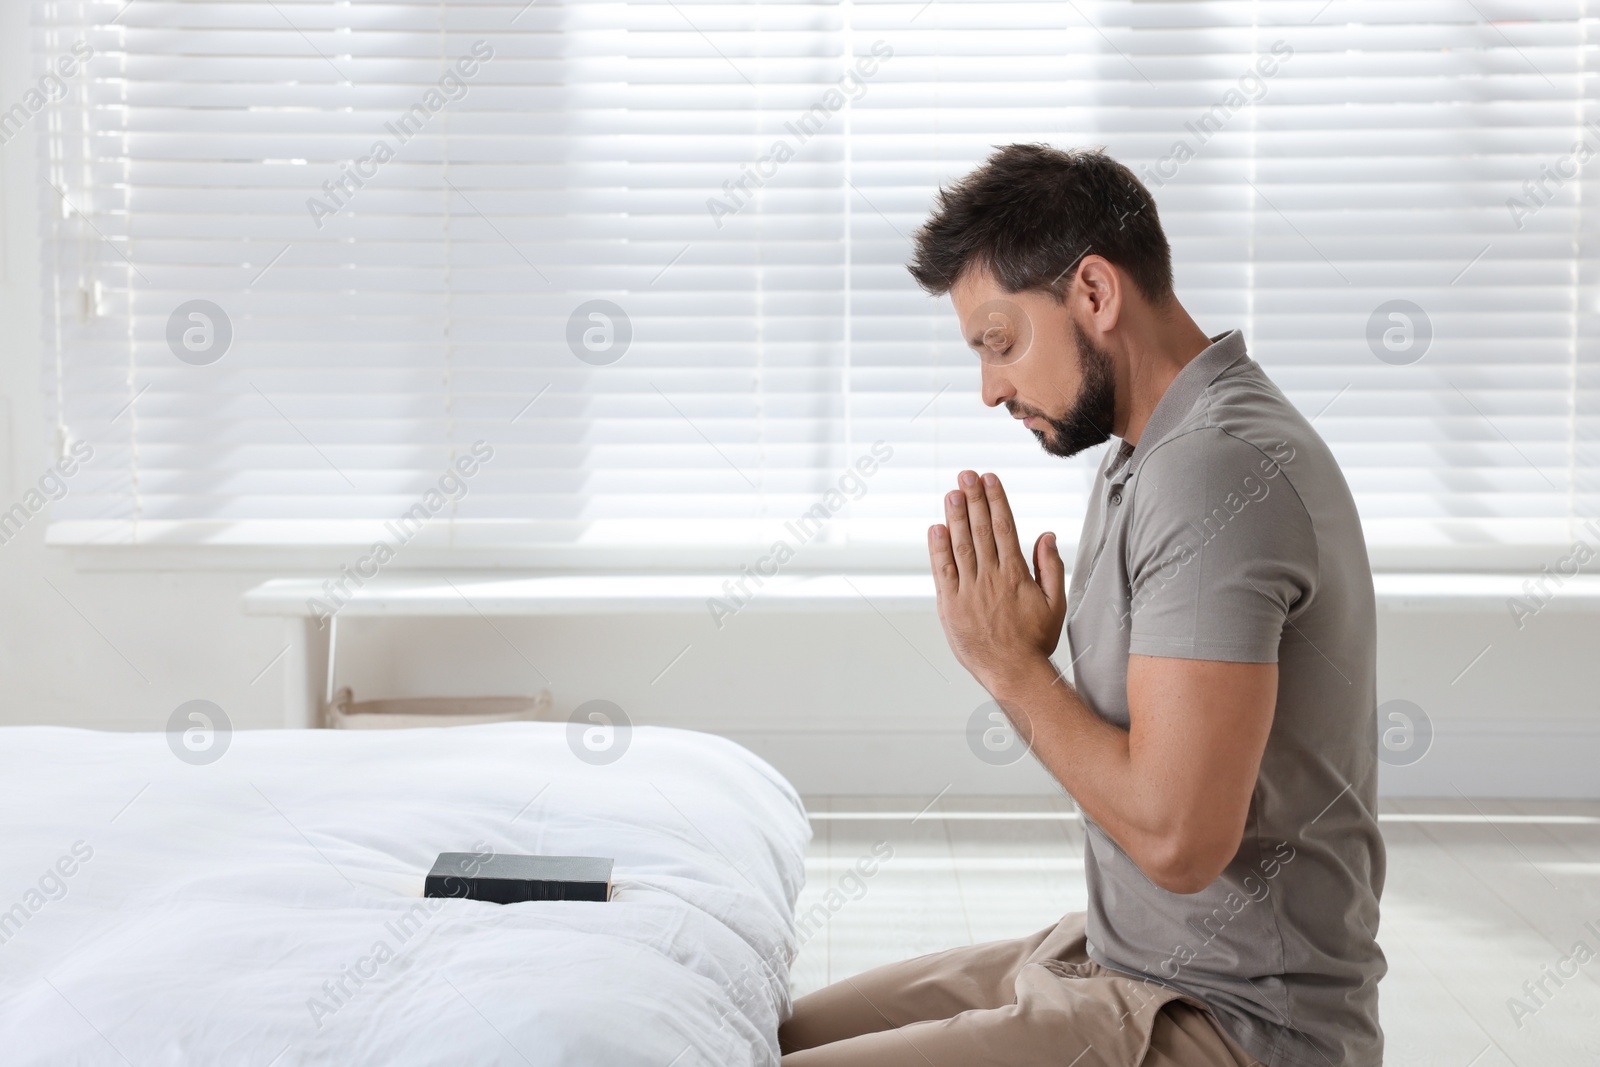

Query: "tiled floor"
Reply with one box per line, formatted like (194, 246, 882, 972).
(792, 796, 1600, 1066)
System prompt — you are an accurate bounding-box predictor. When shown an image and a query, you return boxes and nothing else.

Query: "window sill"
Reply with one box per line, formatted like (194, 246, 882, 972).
(45, 519, 1599, 575)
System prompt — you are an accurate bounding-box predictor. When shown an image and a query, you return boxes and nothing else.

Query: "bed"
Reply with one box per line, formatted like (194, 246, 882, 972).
(0, 722, 810, 1066)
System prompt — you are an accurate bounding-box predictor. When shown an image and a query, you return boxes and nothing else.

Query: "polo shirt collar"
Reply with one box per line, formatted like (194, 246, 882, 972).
(1124, 328, 1248, 473)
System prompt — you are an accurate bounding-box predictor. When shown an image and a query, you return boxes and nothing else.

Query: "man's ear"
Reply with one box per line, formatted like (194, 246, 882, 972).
(1073, 255, 1122, 328)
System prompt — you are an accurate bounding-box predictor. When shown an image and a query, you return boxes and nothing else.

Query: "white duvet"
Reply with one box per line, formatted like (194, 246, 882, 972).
(0, 724, 811, 1066)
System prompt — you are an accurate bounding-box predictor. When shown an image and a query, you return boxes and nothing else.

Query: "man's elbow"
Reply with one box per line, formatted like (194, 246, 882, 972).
(1139, 835, 1233, 896)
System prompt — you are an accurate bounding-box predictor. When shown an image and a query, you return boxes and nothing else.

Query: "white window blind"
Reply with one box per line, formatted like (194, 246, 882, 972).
(32, 1, 1599, 565)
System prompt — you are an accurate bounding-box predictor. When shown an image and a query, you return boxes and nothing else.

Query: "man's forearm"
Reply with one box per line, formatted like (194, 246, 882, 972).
(992, 656, 1192, 887)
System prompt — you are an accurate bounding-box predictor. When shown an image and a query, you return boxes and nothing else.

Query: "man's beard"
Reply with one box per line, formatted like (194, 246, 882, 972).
(1010, 323, 1117, 458)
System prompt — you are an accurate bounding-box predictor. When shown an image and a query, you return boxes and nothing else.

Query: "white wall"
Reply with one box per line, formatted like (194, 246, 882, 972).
(3, 8, 1595, 798)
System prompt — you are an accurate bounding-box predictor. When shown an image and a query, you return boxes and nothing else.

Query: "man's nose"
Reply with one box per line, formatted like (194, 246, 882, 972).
(980, 364, 1013, 409)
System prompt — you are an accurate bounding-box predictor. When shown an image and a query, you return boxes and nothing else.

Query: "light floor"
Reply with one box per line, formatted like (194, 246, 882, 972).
(791, 796, 1600, 1067)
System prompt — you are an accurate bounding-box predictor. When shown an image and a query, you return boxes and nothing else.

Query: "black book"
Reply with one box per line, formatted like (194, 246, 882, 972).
(425, 853, 614, 904)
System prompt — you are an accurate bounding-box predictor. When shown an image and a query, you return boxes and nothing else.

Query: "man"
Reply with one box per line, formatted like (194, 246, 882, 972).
(780, 144, 1385, 1066)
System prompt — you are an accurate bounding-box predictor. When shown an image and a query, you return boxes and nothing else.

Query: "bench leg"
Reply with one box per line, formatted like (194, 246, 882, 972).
(281, 617, 327, 728)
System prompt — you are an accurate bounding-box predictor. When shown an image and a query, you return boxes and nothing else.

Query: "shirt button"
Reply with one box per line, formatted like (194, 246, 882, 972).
(1109, 491, 1123, 506)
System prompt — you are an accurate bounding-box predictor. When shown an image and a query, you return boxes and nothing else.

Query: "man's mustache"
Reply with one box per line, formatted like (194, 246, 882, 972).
(1005, 400, 1051, 421)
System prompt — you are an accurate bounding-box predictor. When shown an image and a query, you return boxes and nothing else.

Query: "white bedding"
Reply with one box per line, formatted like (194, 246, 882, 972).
(0, 723, 811, 1066)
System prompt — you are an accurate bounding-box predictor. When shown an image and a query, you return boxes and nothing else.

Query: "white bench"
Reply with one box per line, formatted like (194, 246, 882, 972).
(244, 573, 1600, 728)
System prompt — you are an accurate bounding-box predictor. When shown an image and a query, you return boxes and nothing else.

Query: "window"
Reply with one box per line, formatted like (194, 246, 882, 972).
(33, 1, 1599, 567)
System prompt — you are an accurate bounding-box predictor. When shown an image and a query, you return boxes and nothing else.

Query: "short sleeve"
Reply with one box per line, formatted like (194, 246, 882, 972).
(1124, 427, 1316, 663)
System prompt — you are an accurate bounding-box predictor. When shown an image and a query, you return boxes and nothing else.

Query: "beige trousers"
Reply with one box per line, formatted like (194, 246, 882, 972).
(780, 913, 1263, 1067)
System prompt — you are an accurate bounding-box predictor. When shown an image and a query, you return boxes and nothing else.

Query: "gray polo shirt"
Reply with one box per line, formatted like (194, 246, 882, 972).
(1065, 329, 1386, 1067)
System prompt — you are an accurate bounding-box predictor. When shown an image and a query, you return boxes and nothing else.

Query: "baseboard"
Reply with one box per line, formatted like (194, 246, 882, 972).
(724, 720, 1600, 800)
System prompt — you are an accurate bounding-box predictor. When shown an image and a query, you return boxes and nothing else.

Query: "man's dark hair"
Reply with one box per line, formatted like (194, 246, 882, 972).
(907, 143, 1174, 304)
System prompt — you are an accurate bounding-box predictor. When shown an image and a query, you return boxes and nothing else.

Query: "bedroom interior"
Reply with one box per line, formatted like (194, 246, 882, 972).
(1, 1, 1598, 1064)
